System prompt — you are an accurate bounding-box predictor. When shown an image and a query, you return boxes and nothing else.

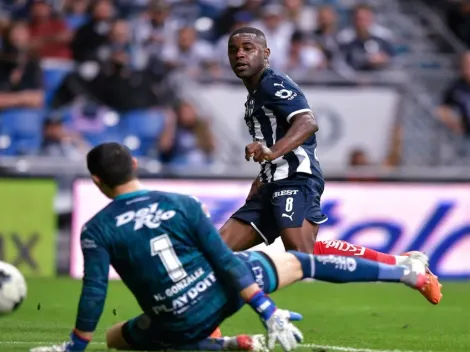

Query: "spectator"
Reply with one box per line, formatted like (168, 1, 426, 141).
(283, 0, 316, 32)
(215, 0, 263, 39)
(349, 148, 370, 166)
(282, 30, 325, 75)
(337, 4, 393, 45)
(313, 5, 340, 66)
(62, 0, 90, 31)
(132, 0, 179, 64)
(251, 4, 295, 70)
(437, 52, 470, 137)
(71, 0, 114, 63)
(161, 25, 218, 78)
(28, 0, 72, 59)
(39, 115, 89, 158)
(339, 5, 394, 71)
(159, 100, 215, 165)
(0, 21, 44, 109)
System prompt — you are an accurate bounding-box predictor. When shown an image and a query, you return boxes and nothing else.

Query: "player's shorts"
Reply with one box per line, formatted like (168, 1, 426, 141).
(231, 173, 328, 244)
(121, 251, 278, 350)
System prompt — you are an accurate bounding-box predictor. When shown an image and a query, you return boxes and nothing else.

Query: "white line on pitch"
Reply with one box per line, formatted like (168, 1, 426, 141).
(302, 343, 429, 352)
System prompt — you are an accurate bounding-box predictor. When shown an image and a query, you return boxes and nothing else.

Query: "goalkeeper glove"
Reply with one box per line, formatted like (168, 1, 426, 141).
(248, 290, 303, 351)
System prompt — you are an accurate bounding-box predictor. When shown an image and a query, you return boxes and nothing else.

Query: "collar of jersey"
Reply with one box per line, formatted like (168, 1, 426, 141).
(114, 189, 150, 201)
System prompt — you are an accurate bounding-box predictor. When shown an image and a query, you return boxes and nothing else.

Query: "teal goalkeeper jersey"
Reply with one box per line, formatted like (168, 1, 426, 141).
(75, 190, 253, 340)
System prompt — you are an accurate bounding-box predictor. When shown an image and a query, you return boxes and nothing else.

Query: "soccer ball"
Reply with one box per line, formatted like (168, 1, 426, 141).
(0, 261, 27, 315)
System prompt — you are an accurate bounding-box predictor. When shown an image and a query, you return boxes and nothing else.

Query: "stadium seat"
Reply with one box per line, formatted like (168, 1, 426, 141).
(42, 62, 74, 106)
(0, 109, 44, 155)
(120, 110, 165, 155)
(0, 109, 44, 137)
(120, 110, 165, 138)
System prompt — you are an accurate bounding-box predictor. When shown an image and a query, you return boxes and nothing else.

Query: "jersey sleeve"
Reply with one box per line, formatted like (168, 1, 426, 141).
(185, 197, 255, 292)
(262, 76, 312, 123)
(74, 222, 110, 332)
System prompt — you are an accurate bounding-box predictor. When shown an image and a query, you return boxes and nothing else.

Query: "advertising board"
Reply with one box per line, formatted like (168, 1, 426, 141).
(0, 178, 56, 277)
(71, 179, 470, 280)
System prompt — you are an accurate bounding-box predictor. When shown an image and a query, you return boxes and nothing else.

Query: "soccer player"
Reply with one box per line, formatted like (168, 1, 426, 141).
(32, 143, 429, 352)
(220, 26, 441, 305)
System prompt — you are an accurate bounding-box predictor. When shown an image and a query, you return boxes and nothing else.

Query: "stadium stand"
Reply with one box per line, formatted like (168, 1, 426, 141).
(0, 0, 468, 170)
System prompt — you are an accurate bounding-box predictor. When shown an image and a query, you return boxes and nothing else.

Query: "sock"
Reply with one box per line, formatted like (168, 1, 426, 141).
(314, 240, 397, 265)
(288, 251, 406, 283)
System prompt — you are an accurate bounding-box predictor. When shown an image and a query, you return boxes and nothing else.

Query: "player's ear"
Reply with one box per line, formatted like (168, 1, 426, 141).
(264, 47, 270, 60)
(91, 175, 101, 187)
(131, 157, 138, 170)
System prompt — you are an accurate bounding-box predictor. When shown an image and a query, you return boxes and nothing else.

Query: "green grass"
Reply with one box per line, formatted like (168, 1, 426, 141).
(0, 278, 469, 351)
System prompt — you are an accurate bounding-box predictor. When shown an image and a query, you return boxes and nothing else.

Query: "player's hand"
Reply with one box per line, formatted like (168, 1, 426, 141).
(248, 291, 303, 351)
(245, 142, 275, 162)
(264, 310, 303, 351)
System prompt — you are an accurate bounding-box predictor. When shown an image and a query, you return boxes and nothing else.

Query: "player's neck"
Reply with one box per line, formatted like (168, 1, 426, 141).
(243, 65, 269, 92)
(110, 179, 144, 199)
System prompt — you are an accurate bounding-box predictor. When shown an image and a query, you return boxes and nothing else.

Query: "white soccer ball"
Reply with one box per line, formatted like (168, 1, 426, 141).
(0, 261, 27, 315)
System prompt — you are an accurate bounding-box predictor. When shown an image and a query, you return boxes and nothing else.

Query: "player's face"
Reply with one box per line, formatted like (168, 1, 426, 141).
(228, 34, 269, 79)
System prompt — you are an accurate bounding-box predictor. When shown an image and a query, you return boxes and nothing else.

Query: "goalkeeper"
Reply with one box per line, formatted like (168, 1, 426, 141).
(31, 143, 429, 352)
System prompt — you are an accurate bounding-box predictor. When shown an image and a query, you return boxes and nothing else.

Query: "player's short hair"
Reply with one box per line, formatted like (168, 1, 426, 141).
(87, 142, 136, 188)
(229, 27, 267, 48)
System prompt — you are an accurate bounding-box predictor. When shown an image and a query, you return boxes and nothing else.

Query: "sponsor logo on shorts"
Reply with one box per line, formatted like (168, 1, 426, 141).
(272, 190, 299, 198)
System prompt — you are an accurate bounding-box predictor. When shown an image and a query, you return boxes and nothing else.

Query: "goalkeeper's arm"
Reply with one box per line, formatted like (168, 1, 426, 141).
(71, 227, 110, 350)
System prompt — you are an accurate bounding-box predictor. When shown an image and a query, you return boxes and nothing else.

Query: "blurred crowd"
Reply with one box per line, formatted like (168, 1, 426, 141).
(0, 0, 416, 165)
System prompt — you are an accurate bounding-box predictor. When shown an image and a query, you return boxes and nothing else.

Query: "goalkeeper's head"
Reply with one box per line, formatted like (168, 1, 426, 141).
(86, 142, 138, 199)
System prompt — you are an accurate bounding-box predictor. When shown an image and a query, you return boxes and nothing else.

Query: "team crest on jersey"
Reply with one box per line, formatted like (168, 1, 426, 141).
(275, 89, 296, 100)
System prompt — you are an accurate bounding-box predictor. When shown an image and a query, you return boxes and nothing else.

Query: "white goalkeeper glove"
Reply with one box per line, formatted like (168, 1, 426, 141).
(264, 309, 304, 351)
(248, 290, 303, 351)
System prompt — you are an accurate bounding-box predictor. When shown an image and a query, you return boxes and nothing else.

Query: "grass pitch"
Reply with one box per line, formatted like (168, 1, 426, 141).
(0, 278, 469, 352)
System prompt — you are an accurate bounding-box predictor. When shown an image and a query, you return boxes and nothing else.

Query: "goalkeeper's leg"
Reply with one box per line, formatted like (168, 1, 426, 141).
(106, 321, 266, 351)
(261, 251, 428, 292)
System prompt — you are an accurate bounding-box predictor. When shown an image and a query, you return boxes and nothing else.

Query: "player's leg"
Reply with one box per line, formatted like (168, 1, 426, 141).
(219, 218, 263, 251)
(250, 251, 428, 292)
(107, 317, 265, 351)
(314, 239, 408, 265)
(219, 184, 274, 251)
(280, 219, 319, 252)
(106, 322, 132, 350)
(313, 240, 443, 304)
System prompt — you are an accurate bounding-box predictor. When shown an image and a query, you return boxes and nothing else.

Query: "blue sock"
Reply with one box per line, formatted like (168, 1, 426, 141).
(288, 251, 406, 283)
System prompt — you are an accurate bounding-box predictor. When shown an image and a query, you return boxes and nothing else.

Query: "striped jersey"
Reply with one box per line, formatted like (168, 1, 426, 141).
(244, 67, 323, 183)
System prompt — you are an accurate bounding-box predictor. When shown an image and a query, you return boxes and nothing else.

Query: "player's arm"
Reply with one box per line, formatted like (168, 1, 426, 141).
(246, 80, 318, 162)
(267, 112, 318, 160)
(69, 225, 111, 350)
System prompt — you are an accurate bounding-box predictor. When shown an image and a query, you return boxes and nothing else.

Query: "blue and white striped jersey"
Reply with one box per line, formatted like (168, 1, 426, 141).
(244, 67, 323, 183)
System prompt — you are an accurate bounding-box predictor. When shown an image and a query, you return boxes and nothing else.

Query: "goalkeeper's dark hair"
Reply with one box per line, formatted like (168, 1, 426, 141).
(229, 27, 267, 48)
(87, 142, 136, 188)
